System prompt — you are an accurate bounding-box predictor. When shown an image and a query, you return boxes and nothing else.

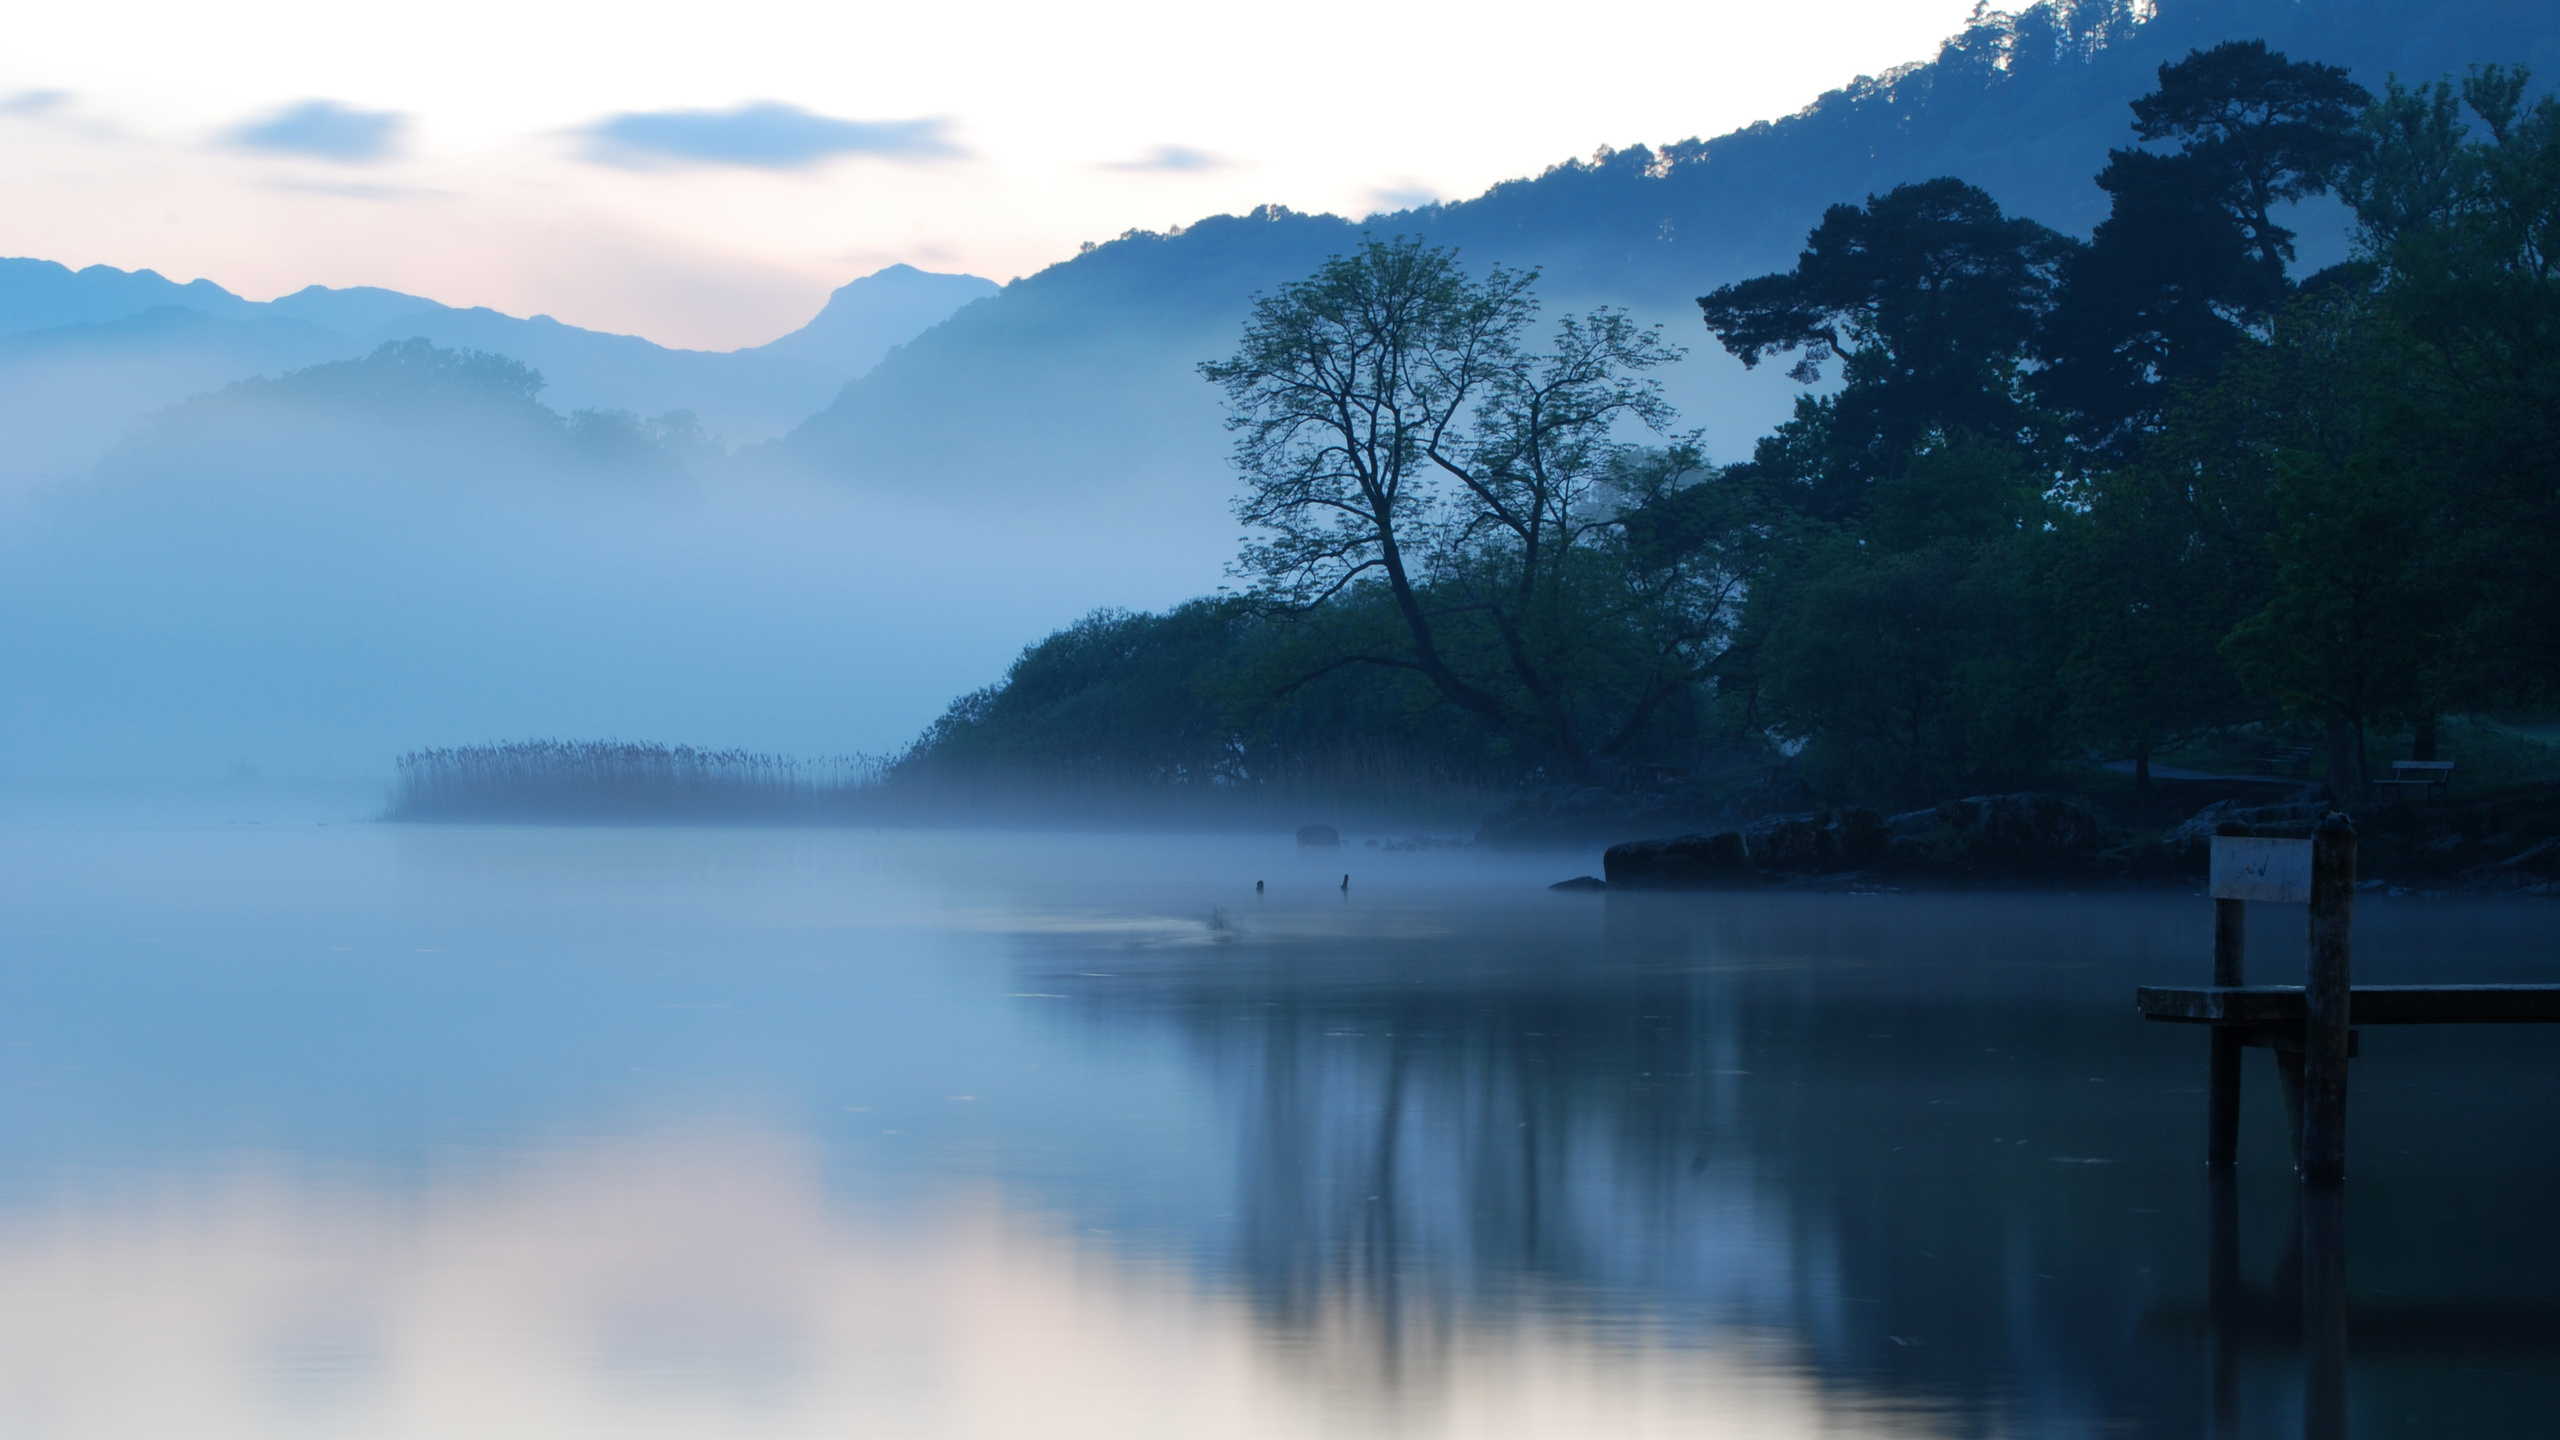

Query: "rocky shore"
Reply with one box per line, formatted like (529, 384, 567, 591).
(1527, 785, 2560, 895)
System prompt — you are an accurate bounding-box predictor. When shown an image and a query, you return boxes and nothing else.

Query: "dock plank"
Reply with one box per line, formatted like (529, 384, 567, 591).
(2137, 984, 2560, 1025)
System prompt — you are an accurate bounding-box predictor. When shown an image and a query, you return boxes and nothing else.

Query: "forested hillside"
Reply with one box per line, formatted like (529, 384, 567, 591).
(776, 0, 2560, 499)
(900, 36, 2560, 841)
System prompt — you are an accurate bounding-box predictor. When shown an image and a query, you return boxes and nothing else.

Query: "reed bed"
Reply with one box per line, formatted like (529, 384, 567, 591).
(390, 741, 884, 822)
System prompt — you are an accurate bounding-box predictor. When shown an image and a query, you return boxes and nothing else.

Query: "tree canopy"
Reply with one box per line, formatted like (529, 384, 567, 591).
(913, 42, 2560, 814)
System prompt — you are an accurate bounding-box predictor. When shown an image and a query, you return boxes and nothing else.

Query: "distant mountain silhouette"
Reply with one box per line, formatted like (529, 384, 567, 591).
(771, 0, 2559, 501)
(743, 265, 1002, 368)
(261, 283, 449, 335)
(0, 307, 360, 496)
(0, 257, 259, 333)
(6, 336, 1148, 778)
(82, 338, 688, 505)
(0, 259, 997, 492)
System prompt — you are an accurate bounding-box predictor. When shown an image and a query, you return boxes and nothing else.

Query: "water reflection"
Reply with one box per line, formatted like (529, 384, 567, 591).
(0, 1129, 1935, 1440)
(1, 816, 2555, 1436)
(1010, 888, 2560, 1436)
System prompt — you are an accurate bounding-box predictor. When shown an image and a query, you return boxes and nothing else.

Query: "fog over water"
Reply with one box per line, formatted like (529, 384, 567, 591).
(0, 394, 1232, 780)
(3, 793, 2554, 1436)
(0, 304, 1785, 785)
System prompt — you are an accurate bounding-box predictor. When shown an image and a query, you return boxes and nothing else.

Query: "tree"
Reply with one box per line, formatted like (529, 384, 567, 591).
(2131, 40, 2372, 278)
(1740, 431, 2064, 804)
(2034, 149, 2286, 458)
(1204, 238, 1730, 781)
(2034, 43, 2369, 462)
(1698, 178, 2073, 516)
(2346, 66, 2560, 695)
(2051, 443, 2266, 792)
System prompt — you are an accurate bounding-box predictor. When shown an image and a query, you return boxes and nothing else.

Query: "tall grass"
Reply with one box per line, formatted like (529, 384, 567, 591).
(390, 741, 884, 822)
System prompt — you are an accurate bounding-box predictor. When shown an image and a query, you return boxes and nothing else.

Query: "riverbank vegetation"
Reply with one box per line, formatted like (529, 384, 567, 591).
(908, 42, 2560, 821)
(391, 742, 883, 822)
(388, 42, 2560, 847)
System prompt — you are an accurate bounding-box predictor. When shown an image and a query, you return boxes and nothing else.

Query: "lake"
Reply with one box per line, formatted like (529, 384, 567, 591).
(2, 786, 2555, 1438)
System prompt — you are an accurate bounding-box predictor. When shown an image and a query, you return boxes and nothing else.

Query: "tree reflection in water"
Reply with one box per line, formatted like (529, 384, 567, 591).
(1024, 889, 2560, 1435)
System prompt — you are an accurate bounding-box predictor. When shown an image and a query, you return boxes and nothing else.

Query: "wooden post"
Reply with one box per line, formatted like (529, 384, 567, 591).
(2301, 813, 2356, 1182)
(2208, 820, 2250, 1167)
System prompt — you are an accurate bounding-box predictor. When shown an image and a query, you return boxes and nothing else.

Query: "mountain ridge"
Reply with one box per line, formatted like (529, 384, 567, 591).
(769, 0, 2558, 500)
(0, 258, 999, 493)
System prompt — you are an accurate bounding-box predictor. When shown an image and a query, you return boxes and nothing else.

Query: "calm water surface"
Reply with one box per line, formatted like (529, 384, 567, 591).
(2, 787, 2556, 1438)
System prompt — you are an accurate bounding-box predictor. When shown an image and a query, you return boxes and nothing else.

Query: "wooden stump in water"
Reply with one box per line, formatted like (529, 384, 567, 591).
(2301, 815, 2356, 1183)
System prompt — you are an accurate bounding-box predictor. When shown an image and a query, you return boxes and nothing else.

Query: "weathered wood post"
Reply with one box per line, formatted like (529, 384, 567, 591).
(2301, 813, 2356, 1183)
(2208, 820, 2251, 1167)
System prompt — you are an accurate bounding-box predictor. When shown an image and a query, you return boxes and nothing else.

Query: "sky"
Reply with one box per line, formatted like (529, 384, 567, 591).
(1, 0, 1985, 351)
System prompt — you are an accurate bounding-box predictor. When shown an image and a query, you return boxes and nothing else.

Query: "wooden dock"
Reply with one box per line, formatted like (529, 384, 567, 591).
(2136, 822, 2556, 1437)
(2137, 983, 2560, 1025)
(2135, 814, 2560, 1181)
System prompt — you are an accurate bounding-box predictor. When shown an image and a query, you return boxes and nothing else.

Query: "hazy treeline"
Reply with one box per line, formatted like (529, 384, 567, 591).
(1, 321, 1165, 779)
(392, 742, 886, 821)
(391, 730, 1509, 828)
(891, 604, 1525, 821)
(909, 42, 2560, 812)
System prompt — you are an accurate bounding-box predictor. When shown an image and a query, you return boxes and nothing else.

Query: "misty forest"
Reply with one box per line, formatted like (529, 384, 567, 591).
(872, 35, 2560, 886)
(11, 2, 2552, 892)
(2, 0, 2552, 901)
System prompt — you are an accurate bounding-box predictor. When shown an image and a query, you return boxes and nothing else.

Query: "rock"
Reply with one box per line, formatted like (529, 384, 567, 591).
(1742, 807, 1885, 873)
(2458, 838, 2560, 894)
(1549, 875, 1607, 892)
(2163, 797, 2330, 861)
(1881, 792, 2105, 880)
(1605, 830, 1754, 888)
(1296, 824, 1340, 847)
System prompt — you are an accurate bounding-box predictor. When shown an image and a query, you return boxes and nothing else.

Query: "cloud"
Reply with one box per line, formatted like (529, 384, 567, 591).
(1101, 144, 1230, 174)
(256, 176, 456, 201)
(579, 102, 962, 170)
(0, 89, 72, 118)
(228, 100, 407, 163)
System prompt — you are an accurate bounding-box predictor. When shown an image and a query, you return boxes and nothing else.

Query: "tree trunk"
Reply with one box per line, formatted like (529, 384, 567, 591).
(1491, 612, 1595, 784)
(2134, 737, 2152, 795)
(1374, 532, 1509, 730)
(2412, 711, 2438, 762)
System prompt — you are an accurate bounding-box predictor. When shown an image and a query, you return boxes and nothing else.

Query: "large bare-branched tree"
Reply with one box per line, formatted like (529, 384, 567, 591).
(1203, 237, 1740, 781)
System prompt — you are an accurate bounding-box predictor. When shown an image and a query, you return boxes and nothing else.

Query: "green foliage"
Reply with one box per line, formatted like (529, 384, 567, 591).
(1698, 179, 2074, 516)
(2353, 66, 2560, 684)
(1201, 239, 1730, 781)
(1735, 432, 2067, 804)
(898, 596, 1535, 800)
(2129, 39, 2372, 272)
(916, 40, 2560, 816)
(2064, 59, 2560, 790)
(2034, 41, 2366, 460)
